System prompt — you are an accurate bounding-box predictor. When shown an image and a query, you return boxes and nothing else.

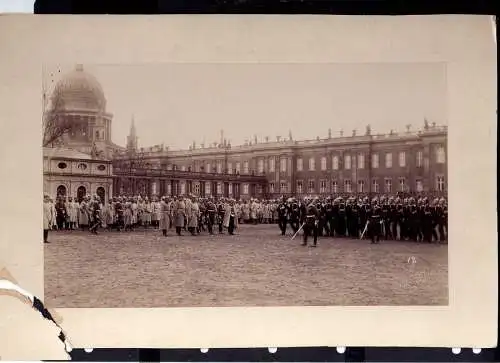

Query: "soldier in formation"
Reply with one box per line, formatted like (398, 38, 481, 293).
(45, 193, 447, 244)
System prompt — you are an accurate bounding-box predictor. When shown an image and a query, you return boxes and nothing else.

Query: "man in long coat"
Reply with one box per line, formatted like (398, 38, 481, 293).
(187, 196, 200, 236)
(151, 197, 161, 229)
(174, 196, 186, 236)
(67, 197, 78, 230)
(43, 193, 53, 243)
(159, 196, 171, 237)
(223, 199, 238, 235)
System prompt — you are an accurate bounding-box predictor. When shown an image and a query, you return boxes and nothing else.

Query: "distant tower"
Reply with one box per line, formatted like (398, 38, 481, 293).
(127, 115, 138, 151)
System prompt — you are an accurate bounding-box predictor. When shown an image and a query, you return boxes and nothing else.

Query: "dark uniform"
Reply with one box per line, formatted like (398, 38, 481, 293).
(55, 199, 67, 230)
(317, 202, 327, 237)
(336, 199, 347, 237)
(367, 201, 382, 244)
(206, 200, 217, 235)
(421, 199, 434, 243)
(346, 198, 360, 238)
(217, 201, 225, 234)
(380, 199, 391, 240)
(277, 200, 289, 236)
(288, 200, 301, 233)
(89, 198, 101, 234)
(324, 199, 334, 237)
(302, 202, 319, 247)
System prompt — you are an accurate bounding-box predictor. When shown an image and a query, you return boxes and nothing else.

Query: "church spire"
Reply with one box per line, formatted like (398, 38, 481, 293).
(127, 114, 138, 151)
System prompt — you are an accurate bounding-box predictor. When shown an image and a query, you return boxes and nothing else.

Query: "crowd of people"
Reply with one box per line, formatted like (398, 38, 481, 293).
(42, 193, 447, 247)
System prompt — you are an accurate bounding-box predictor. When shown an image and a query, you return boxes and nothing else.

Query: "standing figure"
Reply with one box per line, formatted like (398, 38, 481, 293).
(114, 197, 124, 231)
(288, 198, 301, 233)
(123, 198, 133, 231)
(206, 197, 217, 235)
(89, 196, 102, 234)
(217, 198, 226, 234)
(336, 198, 347, 237)
(174, 196, 186, 236)
(67, 197, 78, 230)
(277, 197, 288, 236)
(302, 198, 319, 247)
(159, 196, 171, 237)
(223, 199, 238, 235)
(43, 194, 53, 243)
(79, 197, 89, 231)
(55, 196, 67, 230)
(347, 197, 360, 238)
(187, 196, 200, 236)
(367, 198, 382, 244)
(142, 198, 152, 229)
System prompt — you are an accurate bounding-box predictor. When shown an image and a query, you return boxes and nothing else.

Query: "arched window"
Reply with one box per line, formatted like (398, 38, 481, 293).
(320, 157, 327, 171)
(344, 155, 351, 170)
(436, 146, 446, 164)
(332, 156, 339, 170)
(56, 185, 67, 198)
(77, 186, 86, 202)
(309, 157, 315, 171)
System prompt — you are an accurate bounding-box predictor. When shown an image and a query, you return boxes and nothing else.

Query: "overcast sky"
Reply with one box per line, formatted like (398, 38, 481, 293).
(43, 63, 447, 150)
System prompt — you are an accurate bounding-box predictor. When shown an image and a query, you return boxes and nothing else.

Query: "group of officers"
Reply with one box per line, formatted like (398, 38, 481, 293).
(43, 192, 447, 247)
(275, 195, 448, 247)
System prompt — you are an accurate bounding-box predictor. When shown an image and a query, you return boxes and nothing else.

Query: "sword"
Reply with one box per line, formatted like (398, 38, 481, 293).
(291, 223, 305, 241)
(360, 220, 369, 239)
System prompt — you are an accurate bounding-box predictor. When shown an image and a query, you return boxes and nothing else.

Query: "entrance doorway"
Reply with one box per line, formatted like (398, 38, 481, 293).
(77, 186, 86, 203)
(56, 185, 67, 198)
(96, 187, 106, 203)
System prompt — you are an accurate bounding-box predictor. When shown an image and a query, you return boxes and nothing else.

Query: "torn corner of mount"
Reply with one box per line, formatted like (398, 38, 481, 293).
(0, 277, 72, 356)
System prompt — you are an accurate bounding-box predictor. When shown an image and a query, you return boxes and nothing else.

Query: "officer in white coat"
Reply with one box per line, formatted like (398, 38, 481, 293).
(43, 193, 53, 243)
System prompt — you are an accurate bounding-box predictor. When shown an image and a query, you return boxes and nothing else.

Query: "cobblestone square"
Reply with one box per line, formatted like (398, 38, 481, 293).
(44, 224, 448, 308)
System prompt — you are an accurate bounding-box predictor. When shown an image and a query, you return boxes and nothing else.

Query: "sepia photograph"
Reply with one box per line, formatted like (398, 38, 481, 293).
(42, 62, 448, 308)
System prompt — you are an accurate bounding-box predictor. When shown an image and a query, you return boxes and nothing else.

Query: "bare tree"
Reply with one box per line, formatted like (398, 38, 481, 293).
(42, 88, 76, 147)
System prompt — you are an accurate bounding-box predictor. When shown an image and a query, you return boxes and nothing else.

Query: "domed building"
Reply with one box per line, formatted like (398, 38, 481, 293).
(46, 64, 123, 158)
(43, 64, 124, 202)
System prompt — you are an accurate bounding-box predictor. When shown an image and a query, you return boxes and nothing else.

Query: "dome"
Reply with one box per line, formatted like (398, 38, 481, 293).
(51, 64, 106, 112)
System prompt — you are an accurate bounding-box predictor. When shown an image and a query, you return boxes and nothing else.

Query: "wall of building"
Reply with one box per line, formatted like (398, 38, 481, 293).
(127, 128, 447, 198)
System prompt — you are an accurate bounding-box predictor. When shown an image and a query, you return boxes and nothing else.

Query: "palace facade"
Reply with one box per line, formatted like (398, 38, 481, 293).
(43, 65, 447, 203)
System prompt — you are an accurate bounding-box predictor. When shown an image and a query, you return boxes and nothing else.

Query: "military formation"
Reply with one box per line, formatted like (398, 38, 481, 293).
(43, 193, 447, 247)
(274, 195, 448, 247)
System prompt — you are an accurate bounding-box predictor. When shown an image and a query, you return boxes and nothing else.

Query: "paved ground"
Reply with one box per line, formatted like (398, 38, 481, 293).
(44, 224, 448, 308)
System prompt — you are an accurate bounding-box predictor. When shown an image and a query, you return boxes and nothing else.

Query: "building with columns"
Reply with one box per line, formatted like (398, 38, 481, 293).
(43, 64, 447, 203)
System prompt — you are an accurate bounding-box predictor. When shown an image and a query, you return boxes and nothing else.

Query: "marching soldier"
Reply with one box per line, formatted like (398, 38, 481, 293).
(316, 198, 328, 237)
(206, 197, 217, 235)
(223, 199, 238, 235)
(324, 197, 334, 237)
(159, 196, 171, 237)
(380, 196, 392, 240)
(89, 195, 102, 234)
(367, 197, 382, 244)
(288, 198, 301, 234)
(302, 197, 319, 247)
(336, 197, 347, 237)
(421, 198, 434, 243)
(277, 197, 288, 236)
(346, 197, 360, 238)
(437, 197, 447, 242)
(187, 196, 200, 236)
(217, 198, 226, 234)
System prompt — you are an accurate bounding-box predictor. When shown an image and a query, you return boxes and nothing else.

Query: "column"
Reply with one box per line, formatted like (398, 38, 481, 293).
(224, 182, 229, 197)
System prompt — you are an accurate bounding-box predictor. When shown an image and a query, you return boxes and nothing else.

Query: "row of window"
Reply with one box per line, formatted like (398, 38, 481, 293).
(268, 176, 446, 194)
(167, 147, 446, 174)
(57, 162, 106, 171)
